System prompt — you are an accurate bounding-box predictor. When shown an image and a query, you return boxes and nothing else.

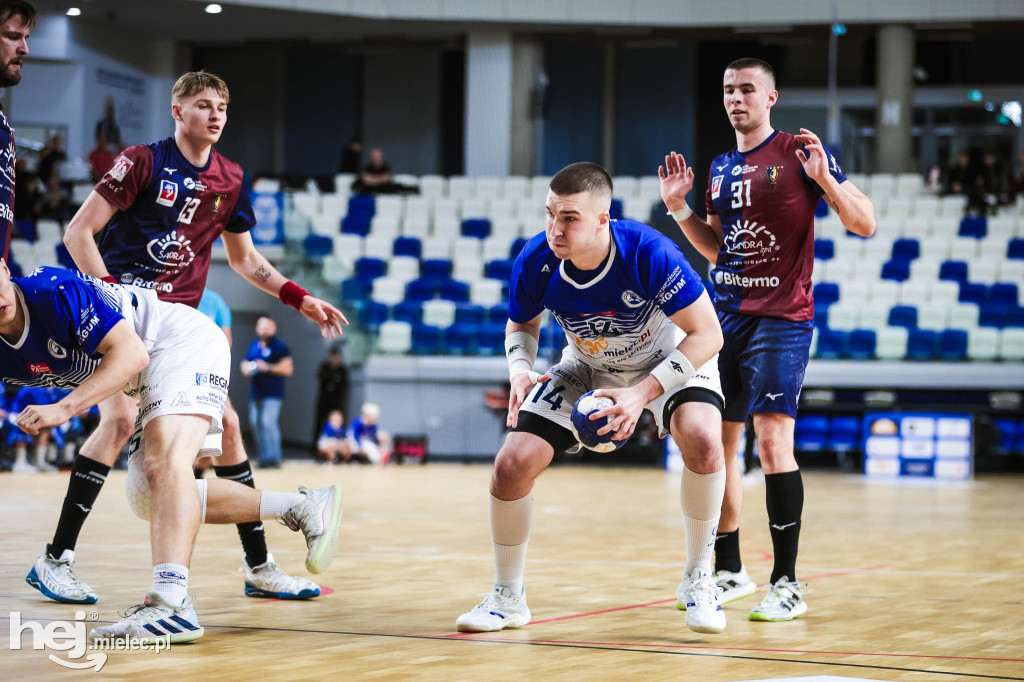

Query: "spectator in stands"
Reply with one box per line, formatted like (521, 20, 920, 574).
(36, 134, 66, 184)
(314, 344, 350, 445)
(338, 137, 362, 174)
(87, 137, 116, 182)
(924, 163, 943, 195)
(946, 152, 972, 195)
(241, 316, 293, 468)
(1011, 149, 1024, 200)
(13, 171, 43, 225)
(39, 174, 71, 222)
(346, 403, 390, 465)
(979, 150, 1008, 208)
(352, 148, 395, 194)
(316, 409, 351, 464)
(94, 97, 122, 149)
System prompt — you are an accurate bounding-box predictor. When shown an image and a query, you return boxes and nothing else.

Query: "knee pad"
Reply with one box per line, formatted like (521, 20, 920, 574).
(125, 452, 209, 523)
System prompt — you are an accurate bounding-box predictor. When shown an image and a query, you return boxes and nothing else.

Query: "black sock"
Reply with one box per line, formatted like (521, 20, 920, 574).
(49, 457, 112, 558)
(765, 470, 803, 584)
(714, 529, 742, 574)
(215, 461, 268, 567)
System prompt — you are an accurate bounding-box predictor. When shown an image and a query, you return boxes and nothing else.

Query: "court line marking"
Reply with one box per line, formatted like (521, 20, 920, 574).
(4, 616, 1017, 680)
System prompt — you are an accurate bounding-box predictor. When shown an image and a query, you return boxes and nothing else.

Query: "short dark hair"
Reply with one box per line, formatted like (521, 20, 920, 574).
(0, 0, 37, 28)
(725, 57, 776, 89)
(549, 162, 613, 199)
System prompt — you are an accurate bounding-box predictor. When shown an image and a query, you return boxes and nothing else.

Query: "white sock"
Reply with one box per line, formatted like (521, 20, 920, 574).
(152, 563, 189, 607)
(681, 465, 726, 576)
(259, 490, 306, 519)
(490, 493, 532, 594)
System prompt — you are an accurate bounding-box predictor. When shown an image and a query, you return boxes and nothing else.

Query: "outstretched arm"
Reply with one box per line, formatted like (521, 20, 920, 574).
(795, 128, 876, 237)
(221, 230, 348, 338)
(659, 152, 724, 264)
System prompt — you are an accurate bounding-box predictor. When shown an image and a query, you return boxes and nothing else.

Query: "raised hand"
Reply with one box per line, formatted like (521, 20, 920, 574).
(794, 128, 832, 184)
(659, 151, 696, 213)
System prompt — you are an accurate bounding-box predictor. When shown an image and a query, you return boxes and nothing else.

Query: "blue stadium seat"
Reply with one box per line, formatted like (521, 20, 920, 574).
(485, 259, 515, 282)
(302, 234, 333, 262)
(55, 244, 76, 269)
(392, 301, 423, 326)
(888, 305, 918, 329)
(14, 219, 35, 242)
(978, 303, 1008, 328)
(814, 197, 830, 218)
(462, 218, 492, 239)
(6, 256, 24, 277)
(848, 329, 877, 359)
(1005, 306, 1024, 328)
(360, 301, 388, 329)
(405, 278, 436, 302)
(891, 238, 920, 261)
(487, 304, 509, 323)
(813, 282, 840, 306)
(341, 213, 371, 236)
(907, 329, 938, 360)
(610, 198, 624, 220)
(421, 259, 452, 283)
(1008, 238, 1024, 260)
(393, 236, 422, 259)
(348, 194, 375, 216)
(355, 257, 387, 288)
(444, 323, 478, 354)
(476, 323, 507, 355)
(454, 303, 486, 325)
(411, 324, 442, 355)
(814, 238, 834, 260)
(993, 418, 1018, 454)
(440, 279, 470, 303)
(815, 329, 846, 358)
(829, 416, 863, 454)
(510, 238, 529, 260)
(959, 282, 987, 306)
(880, 259, 910, 282)
(813, 303, 830, 329)
(990, 283, 1019, 307)
(938, 329, 968, 361)
(539, 320, 567, 355)
(795, 415, 828, 452)
(341, 277, 367, 304)
(939, 260, 969, 285)
(958, 215, 986, 238)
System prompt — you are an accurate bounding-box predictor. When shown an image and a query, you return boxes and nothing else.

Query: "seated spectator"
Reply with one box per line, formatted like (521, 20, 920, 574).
(39, 175, 71, 222)
(980, 150, 1009, 208)
(88, 137, 116, 182)
(946, 152, 972, 195)
(13, 171, 44, 226)
(346, 402, 391, 465)
(36, 134, 66, 184)
(338, 137, 362, 174)
(1011, 149, 1024, 201)
(317, 409, 352, 465)
(924, 163, 943, 195)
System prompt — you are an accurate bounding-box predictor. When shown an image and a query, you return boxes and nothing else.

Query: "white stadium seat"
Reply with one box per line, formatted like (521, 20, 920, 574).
(967, 328, 1000, 361)
(377, 321, 412, 355)
(370, 278, 406, 306)
(875, 327, 908, 360)
(422, 299, 457, 328)
(999, 329, 1024, 361)
(470, 279, 504, 307)
(388, 255, 420, 284)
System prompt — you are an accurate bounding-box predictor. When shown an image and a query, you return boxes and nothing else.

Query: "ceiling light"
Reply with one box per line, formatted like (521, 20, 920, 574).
(66, 7, 81, 16)
(205, 3, 223, 13)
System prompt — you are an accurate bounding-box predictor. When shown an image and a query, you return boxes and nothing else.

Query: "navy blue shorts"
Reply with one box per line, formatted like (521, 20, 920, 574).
(718, 311, 813, 423)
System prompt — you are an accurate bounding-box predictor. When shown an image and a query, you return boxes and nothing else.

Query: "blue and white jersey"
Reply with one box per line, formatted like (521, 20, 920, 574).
(509, 219, 706, 372)
(0, 267, 162, 391)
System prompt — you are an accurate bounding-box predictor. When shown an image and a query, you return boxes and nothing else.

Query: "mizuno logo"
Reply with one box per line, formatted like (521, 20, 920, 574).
(163, 167, 176, 176)
(770, 522, 797, 531)
(716, 164, 728, 171)
(765, 392, 783, 401)
(76, 504, 91, 513)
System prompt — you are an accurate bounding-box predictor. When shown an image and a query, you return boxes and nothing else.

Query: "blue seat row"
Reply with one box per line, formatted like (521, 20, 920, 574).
(795, 414, 863, 453)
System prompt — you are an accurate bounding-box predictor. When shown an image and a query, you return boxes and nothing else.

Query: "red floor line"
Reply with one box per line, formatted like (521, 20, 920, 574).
(444, 635, 1024, 663)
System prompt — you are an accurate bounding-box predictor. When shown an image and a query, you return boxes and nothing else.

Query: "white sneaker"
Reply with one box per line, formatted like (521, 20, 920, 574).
(12, 459, 36, 473)
(244, 552, 322, 599)
(676, 567, 726, 634)
(713, 565, 757, 604)
(26, 548, 98, 604)
(748, 577, 808, 622)
(89, 591, 203, 644)
(278, 485, 343, 574)
(455, 585, 531, 632)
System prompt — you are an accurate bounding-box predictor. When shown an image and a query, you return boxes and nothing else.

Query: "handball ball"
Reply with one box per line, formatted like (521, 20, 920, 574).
(570, 391, 628, 453)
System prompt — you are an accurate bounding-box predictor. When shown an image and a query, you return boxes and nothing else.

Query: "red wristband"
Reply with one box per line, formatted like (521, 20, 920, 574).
(279, 280, 310, 310)
(101, 275, 116, 284)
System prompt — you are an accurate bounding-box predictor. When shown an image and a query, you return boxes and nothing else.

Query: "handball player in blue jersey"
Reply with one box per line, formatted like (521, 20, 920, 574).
(659, 58, 875, 621)
(0, 264, 342, 642)
(27, 71, 346, 605)
(0, 2, 33, 262)
(456, 162, 731, 635)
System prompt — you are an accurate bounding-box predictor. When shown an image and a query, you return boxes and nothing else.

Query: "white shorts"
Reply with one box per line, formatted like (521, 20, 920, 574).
(129, 302, 231, 459)
(518, 348, 723, 439)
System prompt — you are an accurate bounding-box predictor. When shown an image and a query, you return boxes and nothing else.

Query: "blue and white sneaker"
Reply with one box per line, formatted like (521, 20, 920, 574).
(676, 567, 726, 634)
(26, 547, 98, 604)
(90, 591, 203, 644)
(244, 553, 322, 599)
(455, 584, 531, 632)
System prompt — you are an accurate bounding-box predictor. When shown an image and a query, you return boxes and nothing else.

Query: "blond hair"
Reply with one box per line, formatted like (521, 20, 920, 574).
(171, 70, 230, 104)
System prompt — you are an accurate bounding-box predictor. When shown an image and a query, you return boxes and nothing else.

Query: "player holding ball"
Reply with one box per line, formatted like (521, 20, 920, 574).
(455, 162, 730, 635)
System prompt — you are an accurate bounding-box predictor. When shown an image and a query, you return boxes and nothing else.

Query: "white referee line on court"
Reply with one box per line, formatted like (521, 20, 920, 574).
(0, 539, 1022, 579)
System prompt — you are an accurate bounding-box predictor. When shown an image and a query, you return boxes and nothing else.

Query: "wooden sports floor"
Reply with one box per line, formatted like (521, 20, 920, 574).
(2, 463, 1022, 681)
